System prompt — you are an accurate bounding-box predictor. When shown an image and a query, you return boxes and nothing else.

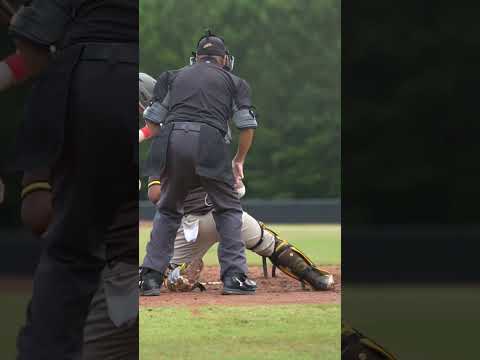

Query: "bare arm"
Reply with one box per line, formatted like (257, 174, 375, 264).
(21, 168, 53, 236)
(0, 38, 50, 91)
(232, 128, 255, 186)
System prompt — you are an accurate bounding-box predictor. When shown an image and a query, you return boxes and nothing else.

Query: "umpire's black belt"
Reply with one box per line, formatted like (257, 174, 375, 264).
(172, 122, 202, 132)
(79, 43, 138, 64)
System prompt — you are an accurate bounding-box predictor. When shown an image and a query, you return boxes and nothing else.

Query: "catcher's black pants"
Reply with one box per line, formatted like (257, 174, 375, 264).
(16, 44, 138, 360)
(142, 122, 247, 281)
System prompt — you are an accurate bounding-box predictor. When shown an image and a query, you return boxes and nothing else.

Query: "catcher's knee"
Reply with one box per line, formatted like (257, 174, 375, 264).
(244, 219, 275, 257)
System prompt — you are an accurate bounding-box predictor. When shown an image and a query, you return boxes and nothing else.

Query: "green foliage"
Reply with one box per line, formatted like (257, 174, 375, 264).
(140, 0, 340, 198)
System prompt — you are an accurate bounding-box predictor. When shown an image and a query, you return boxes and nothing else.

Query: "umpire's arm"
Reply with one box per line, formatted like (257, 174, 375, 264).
(232, 79, 257, 185)
(2, 0, 72, 86)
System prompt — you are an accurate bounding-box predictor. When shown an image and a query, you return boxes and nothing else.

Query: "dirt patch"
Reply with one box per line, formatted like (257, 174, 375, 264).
(140, 265, 340, 307)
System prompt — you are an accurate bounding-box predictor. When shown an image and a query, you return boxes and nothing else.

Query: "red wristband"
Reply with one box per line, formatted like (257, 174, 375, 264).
(140, 126, 152, 139)
(5, 53, 28, 82)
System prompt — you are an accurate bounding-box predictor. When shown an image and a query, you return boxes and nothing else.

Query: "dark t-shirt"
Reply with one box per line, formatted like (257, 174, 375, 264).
(64, 0, 138, 46)
(184, 187, 213, 215)
(153, 62, 253, 134)
(9, 0, 138, 47)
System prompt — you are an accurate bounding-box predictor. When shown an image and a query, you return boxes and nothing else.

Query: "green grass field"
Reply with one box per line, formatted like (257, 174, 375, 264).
(140, 223, 341, 360)
(0, 293, 31, 359)
(141, 304, 340, 360)
(140, 223, 341, 266)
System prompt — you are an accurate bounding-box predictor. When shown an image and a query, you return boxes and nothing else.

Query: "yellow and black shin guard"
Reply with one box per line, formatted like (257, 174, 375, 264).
(262, 222, 334, 290)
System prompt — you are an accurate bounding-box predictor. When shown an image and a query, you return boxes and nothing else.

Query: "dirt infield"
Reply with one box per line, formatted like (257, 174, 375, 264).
(140, 265, 340, 307)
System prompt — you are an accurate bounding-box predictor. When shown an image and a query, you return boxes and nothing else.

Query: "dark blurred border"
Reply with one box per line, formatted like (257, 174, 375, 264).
(342, 2, 480, 358)
(0, 32, 38, 358)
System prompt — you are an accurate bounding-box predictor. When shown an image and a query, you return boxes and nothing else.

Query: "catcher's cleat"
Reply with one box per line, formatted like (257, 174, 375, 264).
(342, 323, 398, 360)
(139, 267, 163, 296)
(222, 273, 257, 295)
(268, 232, 334, 291)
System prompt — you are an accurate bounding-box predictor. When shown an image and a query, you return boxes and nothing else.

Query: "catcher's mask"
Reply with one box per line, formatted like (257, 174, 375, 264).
(189, 30, 235, 72)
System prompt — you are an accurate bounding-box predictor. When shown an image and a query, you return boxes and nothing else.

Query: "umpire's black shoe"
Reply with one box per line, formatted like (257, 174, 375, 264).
(139, 267, 163, 296)
(222, 273, 257, 295)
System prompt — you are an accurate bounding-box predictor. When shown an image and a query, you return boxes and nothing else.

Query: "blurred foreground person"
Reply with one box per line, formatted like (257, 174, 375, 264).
(1, 1, 138, 358)
(20, 169, 138, 360)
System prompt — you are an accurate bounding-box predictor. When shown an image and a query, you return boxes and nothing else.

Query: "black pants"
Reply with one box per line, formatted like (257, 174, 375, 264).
(142, 122, 247, 280)
(17, 45, 137, 360)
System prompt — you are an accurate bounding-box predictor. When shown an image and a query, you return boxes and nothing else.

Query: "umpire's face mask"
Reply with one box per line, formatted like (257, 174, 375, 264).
(189, 53, 235, 72)
(190, 31, 235, 71)
(223, 53, 235, 71)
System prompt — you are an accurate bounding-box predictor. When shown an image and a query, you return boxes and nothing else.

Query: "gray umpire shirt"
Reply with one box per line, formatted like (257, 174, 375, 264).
(144, 61, 258, 134)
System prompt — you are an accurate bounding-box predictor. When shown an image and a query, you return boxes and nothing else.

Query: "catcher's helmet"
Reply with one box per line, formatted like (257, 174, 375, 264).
(138, 72, 156, 110)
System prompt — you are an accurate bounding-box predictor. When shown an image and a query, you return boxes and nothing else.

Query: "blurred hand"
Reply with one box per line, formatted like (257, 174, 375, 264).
(234, 179, 246, 199)
(21, 190, 53, 236)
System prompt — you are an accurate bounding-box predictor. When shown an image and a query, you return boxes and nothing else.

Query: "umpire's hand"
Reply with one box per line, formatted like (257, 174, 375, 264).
(232, 160, 244, 187)
(233, 128, 255, 187)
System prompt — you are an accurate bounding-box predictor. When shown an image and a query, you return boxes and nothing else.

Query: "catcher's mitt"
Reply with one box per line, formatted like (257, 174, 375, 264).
(165, 259, 205, 292)
(342, 323, 398, 360)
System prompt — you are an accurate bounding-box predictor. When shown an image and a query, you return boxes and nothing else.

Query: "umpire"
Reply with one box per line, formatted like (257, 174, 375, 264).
(140, 31, 257, 295)
(6, 1, 138, 359)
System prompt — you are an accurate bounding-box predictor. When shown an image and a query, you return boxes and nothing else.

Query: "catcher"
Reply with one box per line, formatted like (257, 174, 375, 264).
(138, 72, 334, 293)
(145, 176, 335, 292)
